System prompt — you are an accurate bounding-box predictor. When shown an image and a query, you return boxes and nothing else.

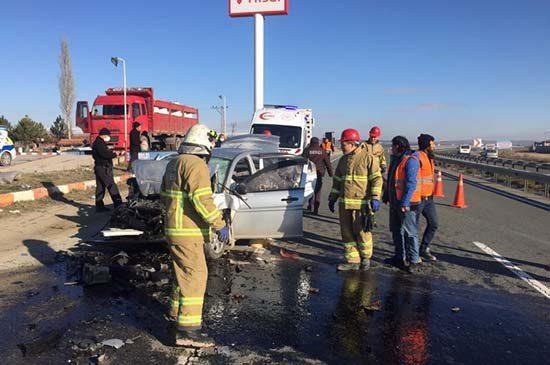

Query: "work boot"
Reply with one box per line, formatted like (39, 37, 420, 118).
(175, 331, 215, 348)
(360, 259, 371, 271)
(313, 203, 320, 215)
(406, 262, 421, 275)
(337, 263, 360, 271)
(420, 247, 437, 262)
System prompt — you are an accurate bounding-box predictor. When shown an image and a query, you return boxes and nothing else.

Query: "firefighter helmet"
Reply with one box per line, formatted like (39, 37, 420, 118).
(180, 124, 217, 155)
(369, 126, 381, 138)
(340, 128, 361, 142)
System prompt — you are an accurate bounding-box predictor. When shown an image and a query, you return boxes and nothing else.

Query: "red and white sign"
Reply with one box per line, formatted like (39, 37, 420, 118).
(229, 0, 289, 17)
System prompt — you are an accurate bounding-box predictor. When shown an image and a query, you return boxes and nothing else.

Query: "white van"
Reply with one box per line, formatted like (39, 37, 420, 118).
(458, 144, 472, 155)
(250, 105, 314, 155)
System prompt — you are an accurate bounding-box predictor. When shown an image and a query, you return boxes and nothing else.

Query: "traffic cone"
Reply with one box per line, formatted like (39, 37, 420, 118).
(433, 170, 445, 198)
(451, 174, 468, 208)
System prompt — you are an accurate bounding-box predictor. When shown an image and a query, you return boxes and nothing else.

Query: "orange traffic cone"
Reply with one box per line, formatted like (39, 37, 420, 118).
(433, 170, 445, 198)
(451, 174, 468, 208)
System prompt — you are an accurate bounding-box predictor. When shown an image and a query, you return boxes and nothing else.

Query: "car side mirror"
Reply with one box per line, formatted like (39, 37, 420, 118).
(235, 183, 247, 195)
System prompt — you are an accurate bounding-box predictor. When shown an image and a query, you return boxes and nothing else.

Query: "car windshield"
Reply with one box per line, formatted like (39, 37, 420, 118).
(209, 157, 231, 193)
(251, 124, 302, 148)
(92, 104, 128, 116)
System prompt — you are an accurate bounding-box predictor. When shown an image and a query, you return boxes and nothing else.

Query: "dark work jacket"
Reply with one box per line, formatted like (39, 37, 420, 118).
(304, 144, 334, 177)
(92, 137, 117, 167)
(129, 129, 141, 153)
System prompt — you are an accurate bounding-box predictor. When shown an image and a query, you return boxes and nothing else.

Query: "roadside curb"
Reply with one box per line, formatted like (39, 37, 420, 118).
(0, 174, 133, 208)
(17, 152, 61, 156)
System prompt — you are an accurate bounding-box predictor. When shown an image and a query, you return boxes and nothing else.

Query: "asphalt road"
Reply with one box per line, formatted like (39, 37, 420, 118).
(0, 157, 548, 364)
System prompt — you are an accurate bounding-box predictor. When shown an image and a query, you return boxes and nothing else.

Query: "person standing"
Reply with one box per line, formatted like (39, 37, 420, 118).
(416, 134, 438, 261)
(161, 124, 229, 348)
(383, 136, 422, 274)
(303, 137, 334, 215)
(128, 122, 141, 170)
(365, 126, 387, 174)
(322, 137, 335, 157)
(92, 128, 123, 213)
(329, 129, 383, 271)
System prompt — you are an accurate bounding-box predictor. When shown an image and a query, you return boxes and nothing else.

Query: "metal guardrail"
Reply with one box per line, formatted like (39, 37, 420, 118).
(438, 151, 550, 173)
(435, 155, 550, 199)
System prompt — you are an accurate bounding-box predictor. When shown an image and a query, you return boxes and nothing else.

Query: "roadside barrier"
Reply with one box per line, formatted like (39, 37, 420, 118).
(0, 174, 132, 208)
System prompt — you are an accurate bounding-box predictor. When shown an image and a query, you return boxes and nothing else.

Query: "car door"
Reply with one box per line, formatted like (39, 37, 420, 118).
(231, 159, 307, 240)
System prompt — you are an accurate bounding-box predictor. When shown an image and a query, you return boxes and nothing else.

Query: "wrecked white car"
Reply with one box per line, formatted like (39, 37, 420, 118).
(104, 135, 317, 259)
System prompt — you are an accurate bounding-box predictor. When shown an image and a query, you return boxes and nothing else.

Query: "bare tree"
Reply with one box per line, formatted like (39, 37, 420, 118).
(59, 38, 75, 139)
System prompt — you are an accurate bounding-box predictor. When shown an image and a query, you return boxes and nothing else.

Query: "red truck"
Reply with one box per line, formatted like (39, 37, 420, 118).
(76, 87, 199, 150)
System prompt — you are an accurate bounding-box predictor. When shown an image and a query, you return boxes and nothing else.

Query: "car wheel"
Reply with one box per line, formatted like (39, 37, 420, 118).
(205, 234, 226, 260)
(0, 152, 12, 166)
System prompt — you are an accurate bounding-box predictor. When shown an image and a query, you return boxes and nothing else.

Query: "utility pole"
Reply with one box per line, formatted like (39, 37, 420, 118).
(231, 122, 237, 136)
(211, 95, 228, 135)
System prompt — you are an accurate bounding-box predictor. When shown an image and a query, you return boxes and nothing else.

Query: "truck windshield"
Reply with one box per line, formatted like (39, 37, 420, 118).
(251, 124, 302, 148)
(92, 105, 128, 116)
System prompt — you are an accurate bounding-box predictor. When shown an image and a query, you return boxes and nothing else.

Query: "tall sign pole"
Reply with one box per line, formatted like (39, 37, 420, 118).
(254, 14, 264, 112)
(229, 0, 289, 112)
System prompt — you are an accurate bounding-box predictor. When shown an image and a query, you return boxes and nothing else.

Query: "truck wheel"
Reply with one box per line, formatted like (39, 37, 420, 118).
(0, 152, 12, 166)
(205, 235, 226, 260)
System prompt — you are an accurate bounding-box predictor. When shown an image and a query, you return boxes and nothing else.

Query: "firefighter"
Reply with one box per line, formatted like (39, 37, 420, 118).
(92, 128, 122, 213)
(161, 124, 228, 348)
(416, 134, 438, 261)
(303, 137, 334, 215)
(383, 136, 422, 274)
(329, 129, 383, 271)
(365, 126, 387, 174)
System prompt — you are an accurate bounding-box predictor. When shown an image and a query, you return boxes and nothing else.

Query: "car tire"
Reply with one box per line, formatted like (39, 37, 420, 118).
(0, 152, 12, 166)
(205, 234, 226, 260)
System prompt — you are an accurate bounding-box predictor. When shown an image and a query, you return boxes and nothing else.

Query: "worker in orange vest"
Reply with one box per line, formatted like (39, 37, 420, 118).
(321, 138, 335, 157)
(416, 134, 438, 261)
(383, 136, 422, 274)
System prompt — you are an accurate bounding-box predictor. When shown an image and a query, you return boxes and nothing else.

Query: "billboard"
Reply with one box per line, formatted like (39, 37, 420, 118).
(229, 0, 289, 17)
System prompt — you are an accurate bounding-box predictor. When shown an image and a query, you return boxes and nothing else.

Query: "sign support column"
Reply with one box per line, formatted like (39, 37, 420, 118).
(254, 14, 264, 112)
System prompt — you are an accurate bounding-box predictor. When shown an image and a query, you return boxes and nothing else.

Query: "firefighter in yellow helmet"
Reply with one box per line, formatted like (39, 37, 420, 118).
(161, 124, 228, 348)
(329, 129, 383, 271)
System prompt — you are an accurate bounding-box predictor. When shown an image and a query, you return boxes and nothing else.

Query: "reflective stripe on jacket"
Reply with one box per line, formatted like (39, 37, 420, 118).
(418, 150, 435, 197)
(395, 153, 421, 205)
(161, 154, 225, 244)
(365, 140, 387, 170)
(329, 143, 383, 210)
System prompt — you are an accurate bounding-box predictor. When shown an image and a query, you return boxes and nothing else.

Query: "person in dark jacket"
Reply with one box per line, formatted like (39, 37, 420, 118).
(92, 128, 122, 212)
(383, 136, 422, 274)
(128, 122, 141, 170)
(304, 137, 334, 215)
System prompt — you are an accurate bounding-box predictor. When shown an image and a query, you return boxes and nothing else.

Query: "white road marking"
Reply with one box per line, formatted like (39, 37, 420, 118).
(473, 241, 550, 300)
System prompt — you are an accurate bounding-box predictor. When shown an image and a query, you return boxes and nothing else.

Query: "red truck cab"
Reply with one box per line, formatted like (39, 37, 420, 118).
(76, 87, 199, 150)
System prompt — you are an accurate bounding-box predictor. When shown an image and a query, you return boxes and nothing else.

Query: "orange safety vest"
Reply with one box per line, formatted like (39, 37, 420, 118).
(322, 141, 333, 151)
(395, 154, 421, 204)
(418, 150, 435, 197)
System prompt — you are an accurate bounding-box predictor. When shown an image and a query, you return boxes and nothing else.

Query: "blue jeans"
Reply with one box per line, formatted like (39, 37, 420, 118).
(416, 197, 439, 250)
(390, 206, 420, 264)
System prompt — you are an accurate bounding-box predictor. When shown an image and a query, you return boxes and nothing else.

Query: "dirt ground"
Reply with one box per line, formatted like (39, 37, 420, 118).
(501, 150, 550, 163)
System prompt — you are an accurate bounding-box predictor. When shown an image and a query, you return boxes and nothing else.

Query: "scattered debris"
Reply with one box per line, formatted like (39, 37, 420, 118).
(0, 171, 21, 185)
(279, 248, 300, 260)
(361, 300, 382, 312)
(9, 210, 21, 214)
(229, 259, 250, 266)
(26, 290, 40, 298)
(304, 264, 313, 272)
(64, 281, 79, 286)
(17, 328, 66, 356)
(111, 251, 130, 266)
(101, 338, 125, 349)
(451, 307, 461, 313)
(308, 288, 320, 294)
(82, 264, 111, 286)
(232, 293, 247, 300)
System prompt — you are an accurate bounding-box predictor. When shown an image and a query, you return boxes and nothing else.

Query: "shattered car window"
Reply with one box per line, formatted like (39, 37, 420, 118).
(209, 157, 231, 193)
(244, 160, 304, 193)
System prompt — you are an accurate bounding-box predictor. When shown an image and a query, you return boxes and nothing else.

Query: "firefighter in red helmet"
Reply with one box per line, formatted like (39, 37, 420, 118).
(329, 129, 383, 271)
(366, 126, 387, 173)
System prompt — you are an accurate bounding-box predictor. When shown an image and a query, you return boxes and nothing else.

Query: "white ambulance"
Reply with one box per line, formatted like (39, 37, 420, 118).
(250, 105, 314, 155)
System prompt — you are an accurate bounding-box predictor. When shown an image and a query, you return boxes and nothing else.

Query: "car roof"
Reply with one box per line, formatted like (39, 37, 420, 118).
(212, 147, 297, 160)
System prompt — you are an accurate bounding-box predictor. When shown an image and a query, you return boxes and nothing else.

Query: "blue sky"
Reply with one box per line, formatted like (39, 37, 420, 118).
(0, 0, 549, 140)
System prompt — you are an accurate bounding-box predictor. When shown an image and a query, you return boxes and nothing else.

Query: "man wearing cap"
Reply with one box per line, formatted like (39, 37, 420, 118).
(303, 137, 334, 215)
(329, 129, 383, 271)
(128, 122, 141, 170)
(92, 128, 123, 213)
